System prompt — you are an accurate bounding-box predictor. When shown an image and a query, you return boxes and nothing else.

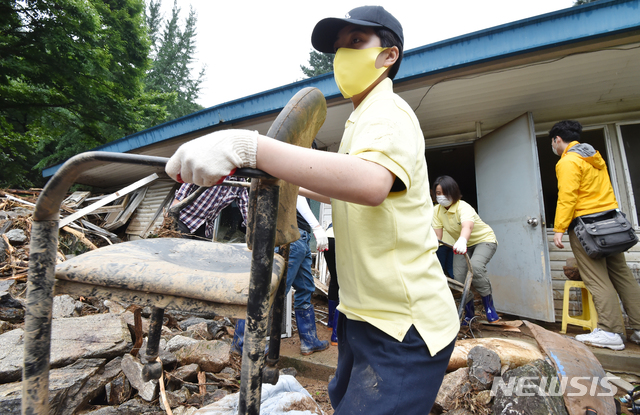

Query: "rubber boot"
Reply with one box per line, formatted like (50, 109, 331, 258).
(231, 319, 269, 355)
(327, 300, 338, 330)
(295, 305, 330, 355)
(482, 294, 500, 323)
(231, 319, 245, 355)
(330, 310, 339, 345)
(461, 300, 475, 326)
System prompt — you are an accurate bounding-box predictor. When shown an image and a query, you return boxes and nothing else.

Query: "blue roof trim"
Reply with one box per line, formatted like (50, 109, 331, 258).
(44, 0, 640, 177)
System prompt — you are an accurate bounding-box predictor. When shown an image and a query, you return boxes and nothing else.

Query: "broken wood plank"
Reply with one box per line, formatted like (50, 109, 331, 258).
(59, 173, 158, 228)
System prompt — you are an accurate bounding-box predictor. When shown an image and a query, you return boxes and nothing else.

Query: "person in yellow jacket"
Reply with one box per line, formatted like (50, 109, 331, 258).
(550, 120, 640, 351)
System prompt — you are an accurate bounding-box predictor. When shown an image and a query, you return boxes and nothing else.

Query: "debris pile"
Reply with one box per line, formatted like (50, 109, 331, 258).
(0, 189, 330, 414)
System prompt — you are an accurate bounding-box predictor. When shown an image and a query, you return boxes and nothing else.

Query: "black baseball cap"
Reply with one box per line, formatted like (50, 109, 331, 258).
(311, 6, 404, 54)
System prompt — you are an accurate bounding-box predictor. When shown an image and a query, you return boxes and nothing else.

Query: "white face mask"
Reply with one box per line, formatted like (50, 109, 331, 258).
(551, 137, 560, 156)
(436, 195, 452, 207)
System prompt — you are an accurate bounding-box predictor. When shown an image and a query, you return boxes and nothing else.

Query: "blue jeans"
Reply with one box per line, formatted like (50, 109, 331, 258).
(436, 245, 454, 278)
(286, 229, 315, 310)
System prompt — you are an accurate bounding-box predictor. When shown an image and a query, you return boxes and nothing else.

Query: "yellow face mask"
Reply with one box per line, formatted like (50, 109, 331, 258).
(333, 47, 389, 99)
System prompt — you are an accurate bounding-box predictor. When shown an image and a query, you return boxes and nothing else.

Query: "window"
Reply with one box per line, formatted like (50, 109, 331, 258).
(619, 123, 640, 227)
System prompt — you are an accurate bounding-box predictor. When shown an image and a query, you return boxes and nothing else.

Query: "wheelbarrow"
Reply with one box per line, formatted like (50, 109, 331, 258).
(22, 87, 327, 415)
(438, 240, 474, 322)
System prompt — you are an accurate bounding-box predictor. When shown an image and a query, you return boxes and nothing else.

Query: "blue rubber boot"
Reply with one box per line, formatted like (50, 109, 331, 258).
(327, 300, 339, 330)
(231, 318, 269, 355)
(295, 305, 330, 355)
(231, 319, 245, 355)
(482, 294, 500, 323)
(330, 310, 339, 345)
(461, 300, 475, 326)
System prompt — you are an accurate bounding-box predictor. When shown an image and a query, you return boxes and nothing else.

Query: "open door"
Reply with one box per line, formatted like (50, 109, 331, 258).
(474, 113, 554, 321)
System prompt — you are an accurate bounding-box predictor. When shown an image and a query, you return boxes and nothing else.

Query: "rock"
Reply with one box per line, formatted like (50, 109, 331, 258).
(179, 316, 209, 331)
(165, 335, 200, 353)
(279, 367, 297, 377)
(121, 354, 159, 402)
(0, 320, 11, 335)
(0, 358, 108, 415)
(11, 207, 32, 217)
(186, 389, 228, 407)
(79, 407, 120, 414)
(0, 329, 24, 383)
(491, 359, 568, 415)
(184, 321, 213, 341)
(445, 409, 474, 415)
(139, 339, 178, 372)
(434, 367, 472, 411)
(5, 229, 27, 245)
(476, 389, 492, 405)
(174, 340, 231, 373)
(114, 396, 163, 414)
(104, 300, 126, 314)
(160, 388, 188, 410)
(467, 345, 501, 390)
(168, 363, 200, 389)
(53, 294, 81, 318)
(172, 406, 199, 415)
(0, 291, 24, 323)
(105, 372, 132, 405)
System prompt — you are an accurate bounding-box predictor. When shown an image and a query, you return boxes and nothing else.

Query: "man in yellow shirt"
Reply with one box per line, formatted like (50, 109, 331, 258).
(551, 120, 640, 351)
(165, 6, 459, 413)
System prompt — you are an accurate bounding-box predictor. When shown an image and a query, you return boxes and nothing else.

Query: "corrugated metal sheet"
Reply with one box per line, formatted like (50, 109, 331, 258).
(548, 230, 640, 322)
(125, 179, 179, 239)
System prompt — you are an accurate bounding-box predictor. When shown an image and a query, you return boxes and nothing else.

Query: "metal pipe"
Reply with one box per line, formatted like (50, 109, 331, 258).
(263, 244, 289, 385)
(238, 178, 280, 415)
(23, 153, 169, 414)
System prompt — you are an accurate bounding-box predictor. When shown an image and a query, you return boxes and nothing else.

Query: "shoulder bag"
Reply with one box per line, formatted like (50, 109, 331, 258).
(573, 209, 638, 259)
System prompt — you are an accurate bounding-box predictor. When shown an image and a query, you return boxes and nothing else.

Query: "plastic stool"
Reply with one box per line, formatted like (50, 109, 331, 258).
(561, 280, 598, 334)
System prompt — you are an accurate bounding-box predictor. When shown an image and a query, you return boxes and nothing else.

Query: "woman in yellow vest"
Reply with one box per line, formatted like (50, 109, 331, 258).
(432, 175, 500, 323)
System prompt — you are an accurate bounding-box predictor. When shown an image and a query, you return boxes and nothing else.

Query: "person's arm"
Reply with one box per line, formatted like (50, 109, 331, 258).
(299, 187, 331, 204)
(434, 227, 444, 241)
(554, 158, 580, 234)
(453, 221, 474, 255)
(296, 196, 328, 251)
(165, 130, 395, 207)
(256, 136, 394, 206)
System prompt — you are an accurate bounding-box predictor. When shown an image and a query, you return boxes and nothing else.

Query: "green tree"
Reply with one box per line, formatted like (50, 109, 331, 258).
(145, 0, 204, 121)
(300, 50, 334, 78)
(0, 0, 168, 188)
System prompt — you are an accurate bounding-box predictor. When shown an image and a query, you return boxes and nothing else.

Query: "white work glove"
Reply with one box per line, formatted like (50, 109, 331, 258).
(312, 225, 329, 252)
(166, 129, 258, 187)
(453, 236, 468, 255)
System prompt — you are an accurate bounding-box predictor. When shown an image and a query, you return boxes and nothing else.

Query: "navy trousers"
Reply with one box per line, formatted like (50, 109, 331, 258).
(329, 314, 455, 414)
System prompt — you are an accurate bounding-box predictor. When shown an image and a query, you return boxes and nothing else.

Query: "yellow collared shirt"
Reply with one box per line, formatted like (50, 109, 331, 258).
(432, 200, 497, 246)
(331, 78, 459, 356)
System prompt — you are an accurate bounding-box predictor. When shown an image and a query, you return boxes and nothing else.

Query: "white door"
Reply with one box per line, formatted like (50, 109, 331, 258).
(474, 113, 554, 321)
